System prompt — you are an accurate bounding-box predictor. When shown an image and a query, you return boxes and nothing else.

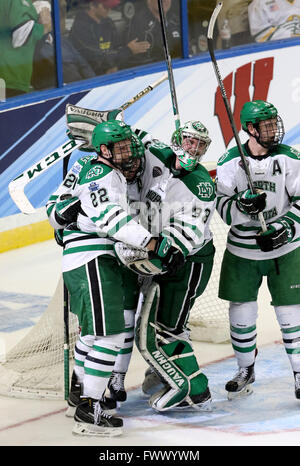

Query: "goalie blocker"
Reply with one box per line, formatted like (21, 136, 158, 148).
(135, 282, 212, 412)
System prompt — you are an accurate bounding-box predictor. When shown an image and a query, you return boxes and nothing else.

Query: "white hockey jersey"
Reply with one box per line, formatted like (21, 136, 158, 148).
(129, 130, 216, 258)
(47, 154, 151, 271)
(248, 0, 300, 41)
(216, 142, 300, 260)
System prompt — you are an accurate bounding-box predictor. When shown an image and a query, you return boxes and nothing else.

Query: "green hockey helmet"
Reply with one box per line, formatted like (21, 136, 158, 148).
(240, 100, 278, 130)
(92, 120, 144, 180)
(92, 120, 132, 151)
(171, 121, 211, 171)
(240, 100, 284, 147)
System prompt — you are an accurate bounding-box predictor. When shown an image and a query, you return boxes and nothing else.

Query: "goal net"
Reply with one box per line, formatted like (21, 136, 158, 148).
(0, 167, 230, 399)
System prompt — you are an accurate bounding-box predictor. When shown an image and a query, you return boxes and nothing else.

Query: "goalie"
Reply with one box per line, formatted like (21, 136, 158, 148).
(110, 120, 216, 412)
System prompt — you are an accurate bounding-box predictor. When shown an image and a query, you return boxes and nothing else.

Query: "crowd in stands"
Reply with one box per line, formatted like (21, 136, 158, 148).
(1, 0, 300, 99)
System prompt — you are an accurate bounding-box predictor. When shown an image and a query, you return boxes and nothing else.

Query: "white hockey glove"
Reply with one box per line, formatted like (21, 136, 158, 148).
(256, 217, 295, 252)
(65, 104, 123, 151)
(236, 188, 266, 215)
(114, 242, 165, 276)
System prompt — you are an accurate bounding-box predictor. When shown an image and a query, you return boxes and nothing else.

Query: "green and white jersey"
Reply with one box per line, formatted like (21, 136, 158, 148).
(47, 154, 151, 272)
(216, 142, 300, 260)
(129, 130, 216, 258)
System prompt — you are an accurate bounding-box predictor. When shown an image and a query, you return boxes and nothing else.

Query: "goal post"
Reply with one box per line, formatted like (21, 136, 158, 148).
(0, 166, 230, 399)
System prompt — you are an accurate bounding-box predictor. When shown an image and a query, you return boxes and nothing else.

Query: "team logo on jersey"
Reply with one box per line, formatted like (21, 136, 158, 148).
(88, 182, 100, 192)
(153, 166, 162, 177)
(197, 182, 213, 198)
(86, 166, 104, 179)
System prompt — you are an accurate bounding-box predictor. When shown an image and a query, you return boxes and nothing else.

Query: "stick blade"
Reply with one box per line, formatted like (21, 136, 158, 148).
(8, 176, 36, 214)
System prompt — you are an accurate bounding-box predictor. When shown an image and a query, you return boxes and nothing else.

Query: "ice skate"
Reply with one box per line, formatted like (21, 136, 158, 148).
(174, 387, 212, 412)
(142, 366, 167, 397)
(72, 398, 123, 437)
(225, 363, 255, 400)
(149, 386, 212, 412)
(108, 371, 127, 402)
(294, 372, 300, 399)
(66, 373, 116, 417)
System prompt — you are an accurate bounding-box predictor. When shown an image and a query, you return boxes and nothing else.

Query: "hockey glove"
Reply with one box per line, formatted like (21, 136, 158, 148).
(66, 129, 91, 152)
(55, 195, 81, 227)
(236, 188, 266, 215)
(54, 229, 64, 247)
(151, 235, 185, 275)
(256, 217, 295, 252)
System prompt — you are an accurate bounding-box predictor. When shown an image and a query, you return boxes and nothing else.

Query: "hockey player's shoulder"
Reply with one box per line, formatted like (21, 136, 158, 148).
(274, 144, 300, 160)
(77, 155, 113, 183)
(217, 146, 241, 166)
(147, 139, 174, 168)
(183, 165, 215, 201)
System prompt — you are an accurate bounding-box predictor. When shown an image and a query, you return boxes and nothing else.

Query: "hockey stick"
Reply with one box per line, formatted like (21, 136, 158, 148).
(8, 73, 168, 215)
(157, 0, 181, 130)
(207, 2, 267, 232)
(120, 72, 168, 110)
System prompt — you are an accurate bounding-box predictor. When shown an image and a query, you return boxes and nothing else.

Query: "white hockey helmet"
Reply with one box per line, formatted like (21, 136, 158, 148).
(171, 121, 211, 171)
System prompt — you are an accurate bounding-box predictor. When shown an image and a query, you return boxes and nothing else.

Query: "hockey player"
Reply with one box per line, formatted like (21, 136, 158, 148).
(46, 120, 181, 436)
(216, 100, 300, 400)
(109, 121, 216, 412)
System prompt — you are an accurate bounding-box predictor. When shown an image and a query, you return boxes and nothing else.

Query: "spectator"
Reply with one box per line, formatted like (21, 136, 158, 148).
(126, 0, 181, 66)
(248, 0, 300, 42)
(216, 0, 252, 48)
(31, 0, 96, 90)
(0, 0, 52, 98)
(69, 0, 150, 75)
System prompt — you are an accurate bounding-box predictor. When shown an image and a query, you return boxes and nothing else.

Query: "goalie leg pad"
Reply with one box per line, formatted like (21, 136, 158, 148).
(135, 283, 190, 409)
(135, 283, 209, 411)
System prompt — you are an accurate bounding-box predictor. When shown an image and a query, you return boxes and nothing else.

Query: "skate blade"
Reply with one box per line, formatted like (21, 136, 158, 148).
(72, 421, 123, 437)
(227, 384, 254, 401)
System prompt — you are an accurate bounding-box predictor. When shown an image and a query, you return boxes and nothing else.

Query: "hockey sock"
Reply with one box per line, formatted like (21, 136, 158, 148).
(113, 309, 135, 373)
(229, 301, 258, 367)
(274, 305, 300, 373)
(73, 334, 95, 383)
(83, 333, 123, 399)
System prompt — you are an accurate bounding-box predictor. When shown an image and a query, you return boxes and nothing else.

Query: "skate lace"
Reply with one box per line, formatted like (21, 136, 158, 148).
(94, 401, 112, 424)
(234, 367, 249, 382)
(111, 372, 125, 391)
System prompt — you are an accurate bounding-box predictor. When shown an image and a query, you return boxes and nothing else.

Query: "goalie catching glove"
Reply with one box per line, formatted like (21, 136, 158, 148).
(256, 216, 295, 252)
(114, 235, 185, 276)
(236, 188, 266, 215)
(54, 194, 81, 227)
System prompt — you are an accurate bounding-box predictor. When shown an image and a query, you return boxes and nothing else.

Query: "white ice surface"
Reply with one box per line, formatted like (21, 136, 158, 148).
(0, 239, 299, 447)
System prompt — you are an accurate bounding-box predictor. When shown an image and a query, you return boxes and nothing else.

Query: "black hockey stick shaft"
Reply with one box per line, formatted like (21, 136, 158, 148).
(63, 155, 70, 400)
(157, 0, 180, 130)
(207, 2, 267, 231)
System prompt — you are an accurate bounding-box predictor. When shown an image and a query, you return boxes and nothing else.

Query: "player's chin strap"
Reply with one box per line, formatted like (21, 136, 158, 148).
(135, 282, 205, 411)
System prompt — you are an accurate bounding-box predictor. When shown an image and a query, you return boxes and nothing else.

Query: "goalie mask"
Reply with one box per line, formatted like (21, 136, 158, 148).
(92, 121, 145, 181)
(171, 121, 211, 171)
(240, 100, 285, 149)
